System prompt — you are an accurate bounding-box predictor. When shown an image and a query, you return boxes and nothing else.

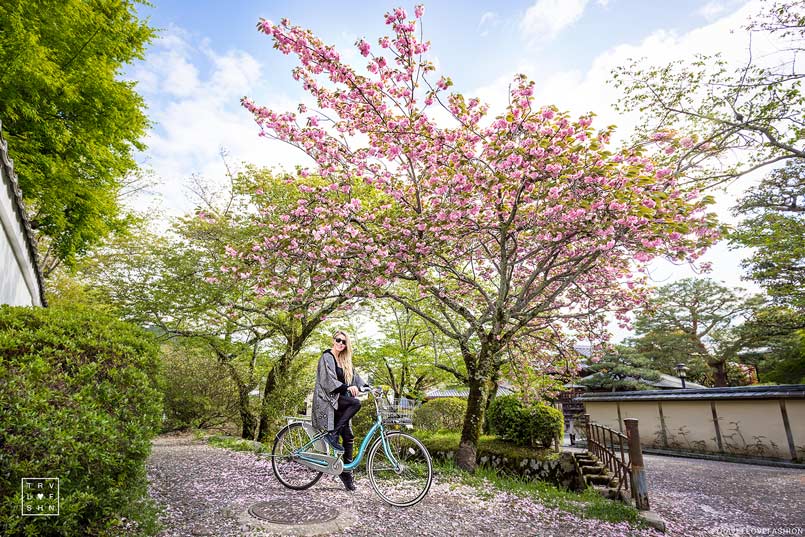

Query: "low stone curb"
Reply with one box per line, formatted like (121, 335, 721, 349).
(638, 511, 667, 533)
(642, 448, 805, 469)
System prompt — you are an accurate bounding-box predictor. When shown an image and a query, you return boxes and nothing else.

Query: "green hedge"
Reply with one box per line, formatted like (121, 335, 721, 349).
(487, 395, 564, 448)
(0, 306, 163, 536)
(413, 397, 467, 432)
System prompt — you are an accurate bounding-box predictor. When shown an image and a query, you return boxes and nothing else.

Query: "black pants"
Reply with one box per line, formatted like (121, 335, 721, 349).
(333, 394, 361, 463)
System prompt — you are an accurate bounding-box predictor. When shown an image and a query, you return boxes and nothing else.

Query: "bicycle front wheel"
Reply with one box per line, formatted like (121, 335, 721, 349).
(272, 422, 323, 490)
(367, 431, 432, 507)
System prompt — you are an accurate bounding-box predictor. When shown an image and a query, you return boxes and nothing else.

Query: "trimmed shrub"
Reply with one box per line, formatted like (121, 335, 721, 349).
(0, 306, 163, 536)
(486, 395, 524, 438)
(487, 395, 564, 448)
(525, 403, 565, 448)
(413, 397, 467, 432)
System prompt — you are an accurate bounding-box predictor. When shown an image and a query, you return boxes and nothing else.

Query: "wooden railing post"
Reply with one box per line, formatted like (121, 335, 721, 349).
(624, 418, 650, 511)
(584, 413, 591, 450)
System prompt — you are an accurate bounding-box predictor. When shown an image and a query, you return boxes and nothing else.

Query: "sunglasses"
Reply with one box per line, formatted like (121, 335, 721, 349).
(334, 338, 347, 345)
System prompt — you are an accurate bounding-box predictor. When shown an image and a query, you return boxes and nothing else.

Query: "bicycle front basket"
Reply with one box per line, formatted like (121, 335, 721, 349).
(378, 398, 417, 426)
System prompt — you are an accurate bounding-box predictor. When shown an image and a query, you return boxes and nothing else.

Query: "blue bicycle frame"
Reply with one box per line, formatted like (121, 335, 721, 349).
(293, 411, 398, 471)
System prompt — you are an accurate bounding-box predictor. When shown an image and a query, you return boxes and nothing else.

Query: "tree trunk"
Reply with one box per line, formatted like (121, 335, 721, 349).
(710, 359, 728, 387)
(256, 350, 295, 442)
(238, 385, 257, 440)
(456, 375, 488, 472)
(222, 361, 257, 439)
(481, 373, 499, 435)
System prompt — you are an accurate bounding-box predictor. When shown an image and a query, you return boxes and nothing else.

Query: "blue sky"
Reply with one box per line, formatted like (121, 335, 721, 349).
(126, 0, 765, 339)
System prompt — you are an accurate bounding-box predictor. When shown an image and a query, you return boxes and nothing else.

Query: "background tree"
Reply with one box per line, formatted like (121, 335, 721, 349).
(736, 306, 805, 384)
(633, 278, 763, 386)
(577, 345, 662, 391)
(730, 161, 805, 310)
(82, 216, 267, 438)
(159, 338, 242, 432)
(83, 165, 363, 440)
(0, 0, 153, 272)
(359, 296, 459, 400)
(612, 1, 804, 187)
(243, 7, 720, 470)
(629, 328, 711, 384)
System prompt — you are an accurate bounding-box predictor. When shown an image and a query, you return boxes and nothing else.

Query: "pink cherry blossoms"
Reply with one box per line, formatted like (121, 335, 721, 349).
(240, 6, 718, 346)
(235, 5, 720, 463)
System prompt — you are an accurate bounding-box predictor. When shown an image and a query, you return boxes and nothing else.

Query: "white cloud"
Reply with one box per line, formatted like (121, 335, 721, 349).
(478, 11, 500, 37)
(130, 30, 310, 219)
(697, 1, 728, 20)
(520, 0, 589, 41)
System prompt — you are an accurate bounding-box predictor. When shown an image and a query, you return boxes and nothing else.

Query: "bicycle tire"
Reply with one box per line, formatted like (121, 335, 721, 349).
(367, 431, 432, 507)
(272, 422, 324, 490)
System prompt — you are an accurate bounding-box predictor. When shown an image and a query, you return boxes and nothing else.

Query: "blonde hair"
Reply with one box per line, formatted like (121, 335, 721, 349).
(333, 331, 354, 384)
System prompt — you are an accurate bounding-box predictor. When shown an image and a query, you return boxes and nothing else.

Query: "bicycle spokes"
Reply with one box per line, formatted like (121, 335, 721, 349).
(367, 431, 433, 507)
(272, 423, 324, 490)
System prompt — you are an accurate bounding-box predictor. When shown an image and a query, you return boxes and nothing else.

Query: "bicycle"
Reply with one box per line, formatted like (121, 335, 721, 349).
(271, 385, 433, 507)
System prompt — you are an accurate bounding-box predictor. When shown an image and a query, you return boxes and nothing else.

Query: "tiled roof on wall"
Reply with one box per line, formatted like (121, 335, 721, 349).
(576, 384, 805, 402)
(0, 121, 46, 306)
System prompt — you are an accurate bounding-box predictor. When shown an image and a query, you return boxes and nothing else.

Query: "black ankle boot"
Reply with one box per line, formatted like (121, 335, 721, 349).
(339, 471, 356, 491)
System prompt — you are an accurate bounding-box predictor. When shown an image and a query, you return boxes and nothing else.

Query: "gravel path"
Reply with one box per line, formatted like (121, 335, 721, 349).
(146, 434, 804, 537)
(643, 454, 805, 536)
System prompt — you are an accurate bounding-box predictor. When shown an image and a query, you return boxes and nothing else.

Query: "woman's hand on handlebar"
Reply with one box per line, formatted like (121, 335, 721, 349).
(348, 385, 360, 397)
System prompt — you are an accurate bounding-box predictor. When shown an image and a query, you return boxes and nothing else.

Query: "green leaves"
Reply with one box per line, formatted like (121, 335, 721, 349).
(631, 278, 764, 386)
(730, 161, 805, 310)
(578, 345, 663, 391)
(0, 0, 154, 270)
(0, 304, 162, 535)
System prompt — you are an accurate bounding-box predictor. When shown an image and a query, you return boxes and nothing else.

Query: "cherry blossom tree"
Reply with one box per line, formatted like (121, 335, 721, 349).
(208, 167, 372, 440)
(241, 6, 720, 469)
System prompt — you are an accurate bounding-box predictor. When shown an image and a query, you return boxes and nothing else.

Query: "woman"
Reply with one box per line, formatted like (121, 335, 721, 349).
(311, 330, 367, 491)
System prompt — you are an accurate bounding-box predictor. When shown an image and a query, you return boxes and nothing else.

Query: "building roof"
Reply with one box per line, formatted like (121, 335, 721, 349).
(425, 383, 515, 399)
(652, 373, 707, 390)
(568, 372, 706, 391)
(0, 122, 46, 306)
(576, 384, 805, 402)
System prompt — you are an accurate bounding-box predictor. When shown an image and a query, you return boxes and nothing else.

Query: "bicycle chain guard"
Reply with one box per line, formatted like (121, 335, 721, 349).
(296, 452, 344, 476)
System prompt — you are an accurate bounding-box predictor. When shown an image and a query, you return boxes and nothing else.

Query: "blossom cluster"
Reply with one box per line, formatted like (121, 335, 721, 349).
(234, 6, 720, 354)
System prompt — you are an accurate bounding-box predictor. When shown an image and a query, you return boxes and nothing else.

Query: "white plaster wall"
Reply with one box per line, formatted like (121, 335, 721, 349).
(0, 160, 40, 306)
(0, 225, 34, 305)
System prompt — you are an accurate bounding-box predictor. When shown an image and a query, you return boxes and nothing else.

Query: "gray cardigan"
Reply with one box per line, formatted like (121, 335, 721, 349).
(311, 350, 366, 431)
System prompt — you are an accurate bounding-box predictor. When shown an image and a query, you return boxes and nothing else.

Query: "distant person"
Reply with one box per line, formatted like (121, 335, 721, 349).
(568, 418, 576, 446)
(312, 330, 368, 491)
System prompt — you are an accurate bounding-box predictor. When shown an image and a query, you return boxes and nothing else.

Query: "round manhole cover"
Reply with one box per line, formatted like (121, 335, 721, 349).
(247, 499, 340, 525)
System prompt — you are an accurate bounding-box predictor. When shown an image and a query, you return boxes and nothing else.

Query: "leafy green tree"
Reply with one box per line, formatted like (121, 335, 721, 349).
(612, 1, 804, 186)
(736, 306, 805, 384)
(159, 338, 242, 432)
(359, 295, 461, 401)
(578, 345, 663, 391)
(83, 166, 364, 440)
(632, 278, 763, 386)
(730, 161, 805, 310)
(0, 0, 154, 271)
(82, 215, 268, 438)
(630, 328, 711, 384)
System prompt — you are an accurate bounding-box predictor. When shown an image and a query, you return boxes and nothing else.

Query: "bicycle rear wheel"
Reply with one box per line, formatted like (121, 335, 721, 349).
(272, 422, 323, 490)
(367, 431, 432, 507)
